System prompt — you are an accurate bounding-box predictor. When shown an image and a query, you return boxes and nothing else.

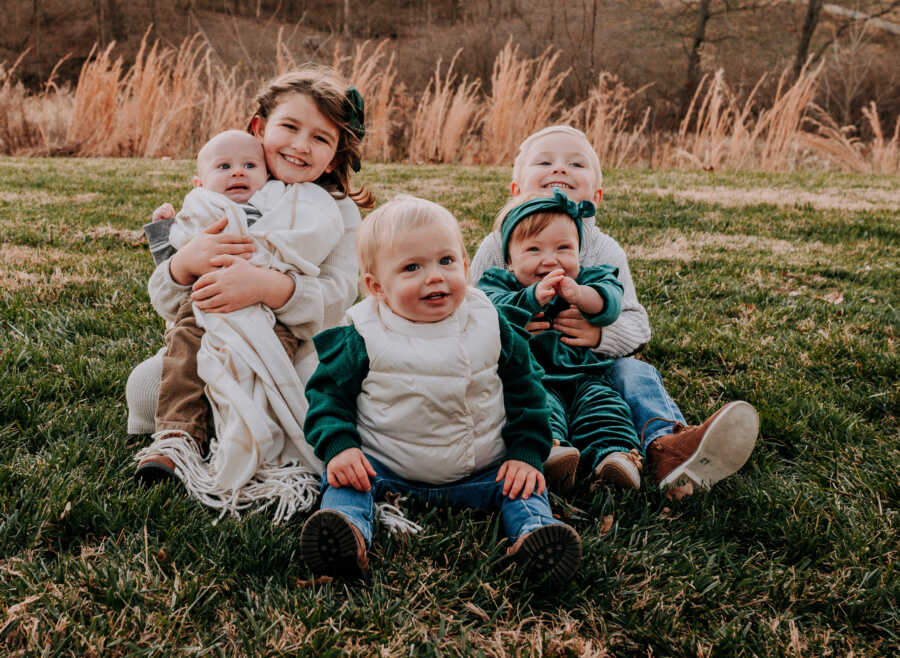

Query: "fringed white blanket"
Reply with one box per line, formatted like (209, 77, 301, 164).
(136, 182, 343, 523)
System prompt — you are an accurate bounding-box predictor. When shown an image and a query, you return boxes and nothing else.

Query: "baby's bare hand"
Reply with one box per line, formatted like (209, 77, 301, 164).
(496, 459, 546, 499)
(151, 203, 175, 222)
(557, 276, 581, 304)
(327, 448, 376, 492)
(535, 269, 565, 306)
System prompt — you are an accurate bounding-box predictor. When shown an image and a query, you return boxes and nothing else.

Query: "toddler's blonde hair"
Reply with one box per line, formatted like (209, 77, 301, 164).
(512, 125, 603, 191)
(357, 195, 468, 278)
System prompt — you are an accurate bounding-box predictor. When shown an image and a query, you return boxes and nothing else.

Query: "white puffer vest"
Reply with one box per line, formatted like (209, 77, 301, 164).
(345, 288, 507, 484)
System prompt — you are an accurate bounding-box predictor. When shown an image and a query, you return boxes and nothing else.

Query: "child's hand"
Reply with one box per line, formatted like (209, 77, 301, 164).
(558, 279, 606, 316)
(535, 269, 565, 306)
(524, 311, 551, 335)
(191, 255, 262, 313)
(555, 306, 602, 347)
(169, 217, 255, 284)
(327, 448, 376, 492)
(151, 203, 175, 222)
(557, 276, 582, 305)
(497, 460, 546, 500)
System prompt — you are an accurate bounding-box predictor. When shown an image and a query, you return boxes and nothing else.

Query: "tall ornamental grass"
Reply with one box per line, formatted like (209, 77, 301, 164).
(2, 34, 899, 173)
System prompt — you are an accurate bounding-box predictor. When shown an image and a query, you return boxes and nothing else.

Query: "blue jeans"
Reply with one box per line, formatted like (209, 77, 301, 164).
(319, 456, 561, 547)
(607, 357, 686, 449)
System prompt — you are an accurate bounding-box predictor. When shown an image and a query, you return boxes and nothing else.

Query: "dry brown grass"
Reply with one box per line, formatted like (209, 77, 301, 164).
(332, 40, 406, 163)
(409, 51, 483, 164)
(480, 39, 569, 165)
(565, 72, 651, 169)
(863, 101, 900, 174)
(2, 35, 899, 174)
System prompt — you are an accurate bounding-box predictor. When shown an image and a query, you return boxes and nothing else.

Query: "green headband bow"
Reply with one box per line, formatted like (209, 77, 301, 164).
(344, 86, 365, 172)
(500, 188, 595, 262)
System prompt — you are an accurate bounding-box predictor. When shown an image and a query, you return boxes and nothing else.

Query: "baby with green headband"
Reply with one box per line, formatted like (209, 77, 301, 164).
(479, 188, 645, 492)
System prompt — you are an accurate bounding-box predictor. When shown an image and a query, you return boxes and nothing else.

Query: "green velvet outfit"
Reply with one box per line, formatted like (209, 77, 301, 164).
(478, 265, 643, 472)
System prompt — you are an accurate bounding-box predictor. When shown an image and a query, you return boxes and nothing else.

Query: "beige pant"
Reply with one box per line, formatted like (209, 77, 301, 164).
(155, 297, 299, 445)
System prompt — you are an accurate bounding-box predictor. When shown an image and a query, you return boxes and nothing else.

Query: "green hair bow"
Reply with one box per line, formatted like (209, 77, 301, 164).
(344, 86, 365, 172)
(500, 188, 595, 262)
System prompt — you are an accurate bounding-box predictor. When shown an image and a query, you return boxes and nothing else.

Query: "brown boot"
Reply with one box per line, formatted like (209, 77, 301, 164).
(543, 441, 579, 494)
(646, 401, 759, 500)
(301, 510, 370, 581)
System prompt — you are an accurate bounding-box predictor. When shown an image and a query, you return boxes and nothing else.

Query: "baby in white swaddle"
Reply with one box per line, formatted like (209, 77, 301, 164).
(136, 130, 343, 519)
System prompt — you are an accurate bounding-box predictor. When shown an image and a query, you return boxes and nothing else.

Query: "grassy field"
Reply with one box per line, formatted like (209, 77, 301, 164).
(1, 158, 897, 655)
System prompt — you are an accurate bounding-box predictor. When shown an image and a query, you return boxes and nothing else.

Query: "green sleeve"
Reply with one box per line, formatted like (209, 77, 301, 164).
(303, 325, 369, 466)
(477, 267, 545, 315)
(495, 308, 553, 471)
(578, 265, 624, 327)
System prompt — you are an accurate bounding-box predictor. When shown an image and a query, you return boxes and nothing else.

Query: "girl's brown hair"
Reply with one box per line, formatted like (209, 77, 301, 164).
(249, 65, 375, 209)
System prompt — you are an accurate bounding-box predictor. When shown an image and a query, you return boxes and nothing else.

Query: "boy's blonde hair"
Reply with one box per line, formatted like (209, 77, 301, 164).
(512, 125, 603, 191)
(357, 195, 468, 277)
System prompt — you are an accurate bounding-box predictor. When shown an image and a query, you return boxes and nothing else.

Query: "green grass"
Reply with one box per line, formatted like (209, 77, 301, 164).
(1, 157, 897, 655)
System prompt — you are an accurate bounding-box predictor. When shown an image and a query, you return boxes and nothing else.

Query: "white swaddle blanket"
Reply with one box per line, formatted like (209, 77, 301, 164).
(136, 181, 342, 522)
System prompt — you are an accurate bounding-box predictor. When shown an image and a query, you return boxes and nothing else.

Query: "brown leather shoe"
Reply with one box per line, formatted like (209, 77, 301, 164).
(301, 510, 370, 581)
(646, 401, 759, 499)
(543, 443, 580, 494)
(500, 523, 582, 587)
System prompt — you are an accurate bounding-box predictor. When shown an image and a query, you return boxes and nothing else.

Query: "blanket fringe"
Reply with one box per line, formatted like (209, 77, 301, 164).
(376, 499, 422, 535)
(135, 432, 319, 524)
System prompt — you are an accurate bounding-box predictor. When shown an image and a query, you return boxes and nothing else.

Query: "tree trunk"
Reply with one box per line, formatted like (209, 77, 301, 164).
(32, 0, 41, 79)
(793, 0, 824, 78)
(681, 0, 711, 115)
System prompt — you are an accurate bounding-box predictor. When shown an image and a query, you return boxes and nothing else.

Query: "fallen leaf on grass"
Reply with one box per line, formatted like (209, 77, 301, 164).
(599, 515, 614, 535)
(296, 575, 334, 587)
(819, 292, 844, 305)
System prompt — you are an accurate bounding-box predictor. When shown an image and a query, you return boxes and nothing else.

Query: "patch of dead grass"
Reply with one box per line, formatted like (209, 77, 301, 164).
(0, 243, 101, 291)
(626, 230, 803, 262)
(622, 185, 900, 210)
(80, 226, 145, 245)
(0, 190, 99, 204)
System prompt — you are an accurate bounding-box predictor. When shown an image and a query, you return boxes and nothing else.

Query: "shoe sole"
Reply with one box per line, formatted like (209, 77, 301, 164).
(595, 454, 641, 490)
(544, 450, 580, 494)
(300, 510, 367, 580)
(134, 459, 178, 486)
(658, 401, 759, 492)
(502, 524, 582, 587)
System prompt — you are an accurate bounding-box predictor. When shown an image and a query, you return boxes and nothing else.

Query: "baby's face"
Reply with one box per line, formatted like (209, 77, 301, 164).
(196, 132, 268, 204)
(513, 133, 600, 204)
(508, 214, 580, 287)
(366, 220, 468, 324)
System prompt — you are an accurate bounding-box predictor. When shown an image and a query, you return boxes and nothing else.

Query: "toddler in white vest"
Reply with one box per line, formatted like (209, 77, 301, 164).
(301, 195, 581, 587)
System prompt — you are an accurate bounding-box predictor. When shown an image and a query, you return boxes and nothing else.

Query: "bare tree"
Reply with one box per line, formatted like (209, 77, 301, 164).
(793, 0, 900, 78)
(674, 1, 777, 114)
(681, 0, 712, 113)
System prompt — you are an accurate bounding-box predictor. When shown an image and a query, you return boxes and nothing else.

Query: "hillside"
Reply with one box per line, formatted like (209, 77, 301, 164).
(5, 0, 900, 130)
